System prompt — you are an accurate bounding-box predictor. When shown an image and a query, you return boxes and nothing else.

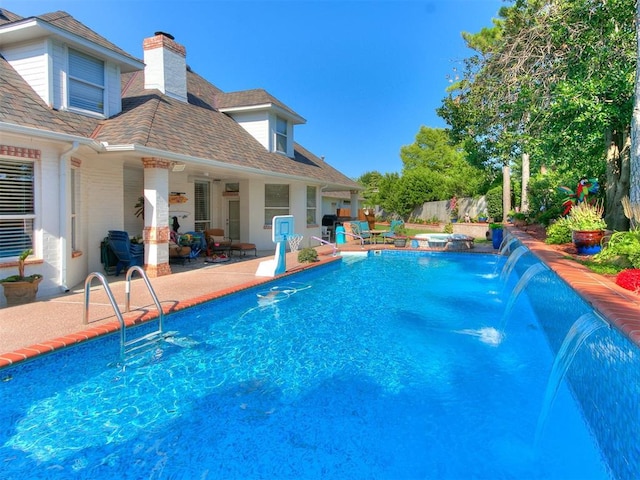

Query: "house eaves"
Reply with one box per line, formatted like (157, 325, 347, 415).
(217, 89, 306, 125)
(0, 121, 104, 150)
(218, 103, 306, 125)
(99, 142, 356, 188)
(0, 13, 143, 73)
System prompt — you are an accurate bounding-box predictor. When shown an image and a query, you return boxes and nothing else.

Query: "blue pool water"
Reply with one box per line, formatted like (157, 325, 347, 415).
(1, 249, 638, 479)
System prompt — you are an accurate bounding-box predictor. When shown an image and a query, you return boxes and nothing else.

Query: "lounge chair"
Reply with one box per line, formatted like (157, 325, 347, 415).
(107, 230, 144, 276)
(347, 221, 371, 244)
(381, 220, 404, 244)
(204, 228, 232, 255)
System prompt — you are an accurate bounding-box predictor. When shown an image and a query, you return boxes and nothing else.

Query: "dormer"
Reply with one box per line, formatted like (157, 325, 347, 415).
(216, 89, 306, 158)
(0, 10, 143, 118)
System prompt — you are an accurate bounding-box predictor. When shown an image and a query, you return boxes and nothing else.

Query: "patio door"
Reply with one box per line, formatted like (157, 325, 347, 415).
(227, 199, 240, 240)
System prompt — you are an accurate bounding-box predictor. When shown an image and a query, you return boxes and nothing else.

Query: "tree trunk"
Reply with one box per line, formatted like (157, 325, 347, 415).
(631, 0, 640, 206)
(521, 152, 530, 213)
(502, 163, 511, 223)
(604, 130, 630, 231)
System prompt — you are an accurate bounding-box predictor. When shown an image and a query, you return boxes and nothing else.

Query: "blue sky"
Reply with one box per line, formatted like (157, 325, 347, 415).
(1, 0, 504, 179)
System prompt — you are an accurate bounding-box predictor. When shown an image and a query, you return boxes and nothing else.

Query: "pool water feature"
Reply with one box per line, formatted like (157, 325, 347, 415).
(1, 250, 638, 479)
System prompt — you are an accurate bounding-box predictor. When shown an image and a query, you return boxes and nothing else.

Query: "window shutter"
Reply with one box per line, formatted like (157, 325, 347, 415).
(0, 160, 35, 257)
(69, 49, 104, 113)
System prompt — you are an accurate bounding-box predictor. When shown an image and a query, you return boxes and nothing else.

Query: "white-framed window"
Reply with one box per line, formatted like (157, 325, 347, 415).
(68, 48, 105, 115)
(275, 116, 288, 153)
(265, 184, 289, 226)
(0, 158, 35, 258)
(306, 186, 317, 226)
(194, 180, 211, 232)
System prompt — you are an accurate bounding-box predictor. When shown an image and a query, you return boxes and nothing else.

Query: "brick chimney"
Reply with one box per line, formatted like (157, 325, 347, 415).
(143, 32, 187, 102)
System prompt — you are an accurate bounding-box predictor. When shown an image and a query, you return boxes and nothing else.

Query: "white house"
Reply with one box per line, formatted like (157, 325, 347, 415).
(0, 9, 361, 302)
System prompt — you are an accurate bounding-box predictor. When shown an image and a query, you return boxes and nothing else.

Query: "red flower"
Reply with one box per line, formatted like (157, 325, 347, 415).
(615, 269, 640, 293)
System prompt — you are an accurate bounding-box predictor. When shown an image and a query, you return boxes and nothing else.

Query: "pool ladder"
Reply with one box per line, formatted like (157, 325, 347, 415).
(83, 266, 165, 360)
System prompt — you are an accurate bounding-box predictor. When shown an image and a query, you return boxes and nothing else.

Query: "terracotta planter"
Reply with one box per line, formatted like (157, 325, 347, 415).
(572, 230, 604, 255)
(2, 277, 43, 306)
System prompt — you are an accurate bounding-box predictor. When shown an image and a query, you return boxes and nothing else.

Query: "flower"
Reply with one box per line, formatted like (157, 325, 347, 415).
(616, 269, 640, 293)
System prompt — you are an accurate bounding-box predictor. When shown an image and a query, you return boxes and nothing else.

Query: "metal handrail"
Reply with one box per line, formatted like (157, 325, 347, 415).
(311, 236, 337, 256)
(124, 265, 164, 334)
(342, 231, 365, 248)
(83, 266, 165, 360)
(83, 271, 127, 359)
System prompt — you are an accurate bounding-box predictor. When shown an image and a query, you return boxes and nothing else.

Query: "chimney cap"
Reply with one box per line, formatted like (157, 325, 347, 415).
(154, 31, 175, 40)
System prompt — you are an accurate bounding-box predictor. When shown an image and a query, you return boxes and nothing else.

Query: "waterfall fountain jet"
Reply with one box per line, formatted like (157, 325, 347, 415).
(499, 262, 549, 337)
(534, 312, 607, 449)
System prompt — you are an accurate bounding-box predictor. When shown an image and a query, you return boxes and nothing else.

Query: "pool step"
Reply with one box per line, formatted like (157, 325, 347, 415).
(123, 331, 166, 358)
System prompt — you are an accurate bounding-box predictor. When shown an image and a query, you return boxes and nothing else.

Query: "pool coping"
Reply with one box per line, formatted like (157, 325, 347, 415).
(1, 229, 639, 369)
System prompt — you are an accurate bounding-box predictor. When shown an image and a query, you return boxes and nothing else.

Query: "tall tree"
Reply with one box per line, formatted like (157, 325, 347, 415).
(439, 0, 636, 229)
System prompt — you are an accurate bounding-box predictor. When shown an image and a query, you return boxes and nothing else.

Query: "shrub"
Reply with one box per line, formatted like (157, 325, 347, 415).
(594, 229, 640, 269)
(297, 247, 319, 263)
(616, 269, 640, 293)
(565, 201, 607, 231)
(486, 186, 503, 220)
(545, 217, 572, 244)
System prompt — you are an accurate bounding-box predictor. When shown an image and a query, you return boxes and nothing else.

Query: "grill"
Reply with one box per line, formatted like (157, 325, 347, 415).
(322, 214, 338, 227)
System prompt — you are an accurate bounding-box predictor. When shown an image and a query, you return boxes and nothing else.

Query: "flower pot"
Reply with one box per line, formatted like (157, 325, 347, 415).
(491, 228, 503, 249)
(393, 238, 407, 248)
(2, 277, 43, 307)
(572, 230, 604, 255)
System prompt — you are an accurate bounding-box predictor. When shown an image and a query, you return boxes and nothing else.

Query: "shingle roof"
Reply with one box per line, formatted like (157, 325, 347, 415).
(0, 10, 141, 65)
(217, 89, 305, 123)
(95, 70, 357, 187)
(0, 9, 358, 189)
(0, 53, 100, 138)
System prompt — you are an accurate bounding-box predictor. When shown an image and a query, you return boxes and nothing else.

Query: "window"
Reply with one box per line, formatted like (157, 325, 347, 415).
(306, 186, 317, 226)
(68, 49, 105, 115)
(275, 117, 287, 153)
(0, 159, 35, 258)
(194, 180, 211, 232)
(264, 184, 289, 226)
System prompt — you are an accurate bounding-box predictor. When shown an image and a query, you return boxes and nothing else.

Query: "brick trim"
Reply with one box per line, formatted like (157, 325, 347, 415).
(0, 145, 41, 159)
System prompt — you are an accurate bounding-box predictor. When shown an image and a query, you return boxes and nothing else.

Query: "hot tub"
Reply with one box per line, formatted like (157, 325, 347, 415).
(413, 233, 474, 250)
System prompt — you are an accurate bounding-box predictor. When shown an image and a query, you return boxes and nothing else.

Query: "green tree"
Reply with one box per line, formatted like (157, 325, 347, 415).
(439, 0, 636, 230)
(400, 126, 483, 199)
(356, 171, 384, 208)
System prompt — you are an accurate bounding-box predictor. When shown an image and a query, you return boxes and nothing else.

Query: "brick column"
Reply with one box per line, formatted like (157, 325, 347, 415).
(141, 157, 172, 277)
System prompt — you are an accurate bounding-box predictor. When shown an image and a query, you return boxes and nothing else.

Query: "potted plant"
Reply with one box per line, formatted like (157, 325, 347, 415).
(478, 211, 488, 223)
(392, 224, 408, 247)
(0, 249, 43, 306)
(298, 247, 319, 263)
(566, 201, 607, 255)
(489, 223, 504, 249)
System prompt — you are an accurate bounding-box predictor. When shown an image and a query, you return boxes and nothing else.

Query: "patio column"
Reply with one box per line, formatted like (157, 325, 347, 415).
(141, 157, 172, 277)
(350, 190, 360, 219)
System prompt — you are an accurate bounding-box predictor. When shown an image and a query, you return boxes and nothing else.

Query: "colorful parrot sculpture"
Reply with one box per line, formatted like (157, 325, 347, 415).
(558, 178, 599, 216)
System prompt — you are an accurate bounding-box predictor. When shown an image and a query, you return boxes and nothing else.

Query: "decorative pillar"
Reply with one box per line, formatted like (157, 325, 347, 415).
(141, 157, 172, 277)
(349, 190, 360, 219)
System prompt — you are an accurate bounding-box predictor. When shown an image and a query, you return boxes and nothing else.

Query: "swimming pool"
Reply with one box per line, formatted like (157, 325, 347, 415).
(1, 248, 638, 479)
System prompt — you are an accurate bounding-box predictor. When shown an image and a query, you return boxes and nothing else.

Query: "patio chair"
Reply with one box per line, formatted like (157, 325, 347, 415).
(107, 230, 144, 276)
(348, 221, 371, 244)
(204, 228, 232, 256)
(381, 220, 404, 244)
